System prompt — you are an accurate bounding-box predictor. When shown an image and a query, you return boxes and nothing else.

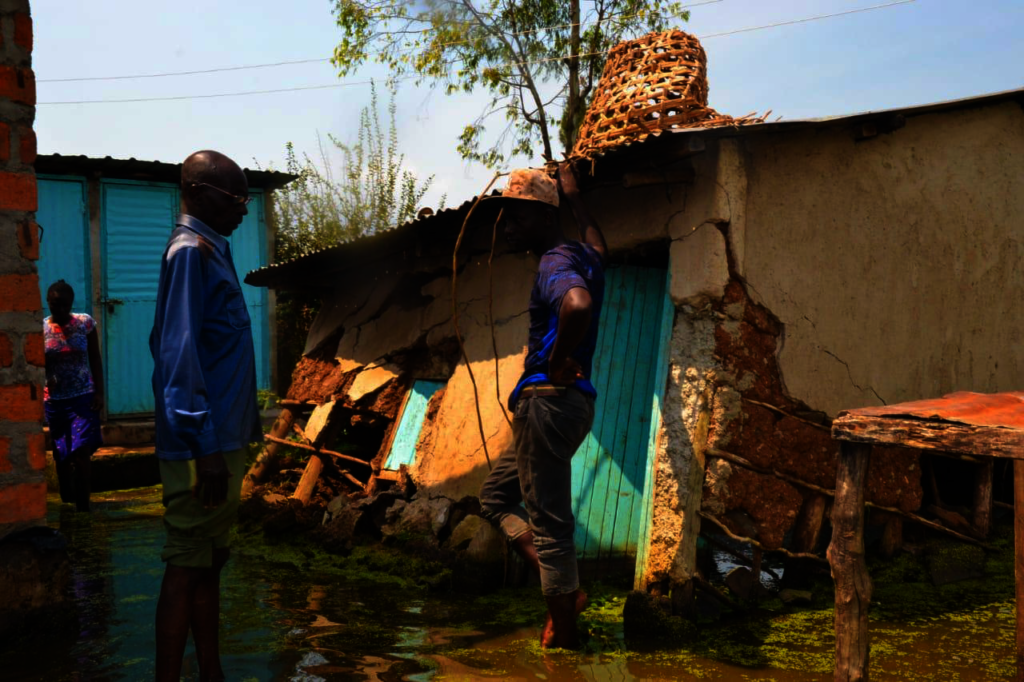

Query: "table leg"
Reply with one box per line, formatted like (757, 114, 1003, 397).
(974, 458, 994, 538)
(1014, 460, 1024, 681)
(828, 441, 872, 682)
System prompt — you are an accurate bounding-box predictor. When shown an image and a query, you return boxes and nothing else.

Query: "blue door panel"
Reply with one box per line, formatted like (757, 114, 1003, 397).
(570, 266, 670, 561)
(384, 380, 447, 470)
(102, 182, 178, 416)
(37, 178, 90, 314)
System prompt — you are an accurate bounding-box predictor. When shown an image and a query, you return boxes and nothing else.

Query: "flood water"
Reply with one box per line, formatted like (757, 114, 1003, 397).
(0, 487, 1015, 681)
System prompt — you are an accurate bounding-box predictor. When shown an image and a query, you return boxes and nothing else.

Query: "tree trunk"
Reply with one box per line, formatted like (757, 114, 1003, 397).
(828, 441, 872, 682)
(1014, 460, 1024, 681)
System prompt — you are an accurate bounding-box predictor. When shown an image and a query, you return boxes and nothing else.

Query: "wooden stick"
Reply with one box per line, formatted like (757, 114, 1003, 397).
(1015, 461, 1024, 681)
(793, 493, 828, 555)
(291, 453, 323, 504)
(693, 574, 738, 609)
(701, 531, 782, 582)
(708, 448, 991, 549)
(699, 511, 828, 565)
(828, 441, 872, 682)
(242, 407, 296, 497)
(742, 397, 831, 432)
(997, 500, 1014, 511)
(974, 458, 994, 538)
(880, 514, 903, 559)
(263, 434, 371, 468)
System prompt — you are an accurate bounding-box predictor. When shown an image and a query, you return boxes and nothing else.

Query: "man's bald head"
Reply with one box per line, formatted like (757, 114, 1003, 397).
(180, 150, 250, 236)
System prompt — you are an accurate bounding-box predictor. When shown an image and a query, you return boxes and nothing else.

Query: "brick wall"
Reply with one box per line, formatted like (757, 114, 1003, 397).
(0, 0, 43, 539)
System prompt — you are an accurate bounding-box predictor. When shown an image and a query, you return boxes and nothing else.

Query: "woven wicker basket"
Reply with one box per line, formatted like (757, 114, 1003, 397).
(573, 30, 765, 159)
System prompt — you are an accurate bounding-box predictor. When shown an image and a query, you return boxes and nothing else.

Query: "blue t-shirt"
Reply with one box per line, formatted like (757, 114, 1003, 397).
(509, 242, 605, 410)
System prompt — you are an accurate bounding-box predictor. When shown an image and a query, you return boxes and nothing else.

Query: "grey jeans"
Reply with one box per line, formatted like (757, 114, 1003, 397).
(479, 388, 595, 596)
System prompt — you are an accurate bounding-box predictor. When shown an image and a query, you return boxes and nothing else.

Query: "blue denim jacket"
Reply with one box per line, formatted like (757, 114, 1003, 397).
(150, 214, 260, 461)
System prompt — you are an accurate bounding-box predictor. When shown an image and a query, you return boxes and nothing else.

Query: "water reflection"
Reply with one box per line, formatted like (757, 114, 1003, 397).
(0, 488, 1013, 681)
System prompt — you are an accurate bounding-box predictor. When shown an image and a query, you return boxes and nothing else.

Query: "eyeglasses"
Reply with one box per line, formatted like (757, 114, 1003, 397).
(192, 182, 253, 206)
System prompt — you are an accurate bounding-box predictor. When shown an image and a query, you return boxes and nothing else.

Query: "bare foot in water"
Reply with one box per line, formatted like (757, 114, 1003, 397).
(541, 589, 587, 649)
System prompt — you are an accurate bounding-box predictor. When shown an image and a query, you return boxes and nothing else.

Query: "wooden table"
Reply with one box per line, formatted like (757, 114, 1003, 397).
(829, 391, 1024, 681)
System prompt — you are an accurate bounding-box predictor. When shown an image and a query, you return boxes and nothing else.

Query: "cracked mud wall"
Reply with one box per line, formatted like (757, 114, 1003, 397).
(742, 100, 1024, 416)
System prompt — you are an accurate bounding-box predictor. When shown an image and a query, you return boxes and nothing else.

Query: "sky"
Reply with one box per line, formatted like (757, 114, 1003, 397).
(32, 0, 1024, 209)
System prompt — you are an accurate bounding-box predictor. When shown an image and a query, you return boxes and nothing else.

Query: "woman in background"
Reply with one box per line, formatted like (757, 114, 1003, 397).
(43, 280, 104, 512)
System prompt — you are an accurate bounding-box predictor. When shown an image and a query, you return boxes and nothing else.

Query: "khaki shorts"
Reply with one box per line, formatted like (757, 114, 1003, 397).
(159, 446, 247, 568)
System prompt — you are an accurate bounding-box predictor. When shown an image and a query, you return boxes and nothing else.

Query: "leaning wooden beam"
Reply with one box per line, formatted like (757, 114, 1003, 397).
(699, 511, 829, 565)
(708, 448, 990, 549)
(291, 452, 324, 504)
(828, 441, 872, 682)
(242, 407, 297, 497)
(263, 434, 372, 468)
(996, 501, 1014, 511)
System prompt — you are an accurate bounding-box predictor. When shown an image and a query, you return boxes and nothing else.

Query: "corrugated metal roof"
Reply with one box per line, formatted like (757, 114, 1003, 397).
(243, 191, 500, 289)
(36, 153, 297, 190)
(838, 392, 1024, 431)
(245, 87, 1024, 289)
(577, 86, 1024, 164)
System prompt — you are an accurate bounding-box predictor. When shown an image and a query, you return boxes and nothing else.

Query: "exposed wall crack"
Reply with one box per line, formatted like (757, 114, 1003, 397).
(821, 348, 887, 405)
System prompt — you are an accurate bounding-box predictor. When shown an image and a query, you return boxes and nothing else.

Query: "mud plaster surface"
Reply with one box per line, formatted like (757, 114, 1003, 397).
(703, 281, 922, 549)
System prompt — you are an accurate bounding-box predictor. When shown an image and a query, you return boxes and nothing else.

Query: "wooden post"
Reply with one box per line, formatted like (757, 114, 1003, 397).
(974, 458, 994, 538)
(793, 493, 828, 554)
(291, 454, 323, 505)
(241, 407, 296, 497)
(828, 441, 872, 682)
(880, 514, 902, 559)
(1014, 459, 1024, 682)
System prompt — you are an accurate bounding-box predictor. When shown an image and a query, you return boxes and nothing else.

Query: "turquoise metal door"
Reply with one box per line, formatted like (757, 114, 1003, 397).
(36, 177, 90, 313)
(571, 265, 672, 567)
(101, 181, 178, 416)
(225, 190, 270, 390)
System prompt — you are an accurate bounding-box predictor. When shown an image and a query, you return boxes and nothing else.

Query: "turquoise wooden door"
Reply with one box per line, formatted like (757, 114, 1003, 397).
(36, 177, 91, 314)
(571, 265, 671, 566)
(224, 190, 270, 390)
(101, 181, 178, 416)
(383, 380, 446, 470)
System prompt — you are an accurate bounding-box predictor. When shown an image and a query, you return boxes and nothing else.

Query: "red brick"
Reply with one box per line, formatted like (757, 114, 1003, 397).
(0, 482, 47, 525)
(26, 432, 45, 470)
(0, 383, 44, 422)
(0, 437, 10, 473)
(0, 273, 41, 311)
(0, 122, 9, 162)
(0, 66, 35, 106)
(0, 171, 36, 211)
(17, 220, 38, 260)
(17, 126, 34, 165)
(0, 333, 11, 368)
(13, 14, 32, 54)
(23, 332, 43, 367)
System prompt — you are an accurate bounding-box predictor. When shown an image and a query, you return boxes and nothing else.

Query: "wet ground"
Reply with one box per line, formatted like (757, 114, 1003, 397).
(0, 487, 1017, 681)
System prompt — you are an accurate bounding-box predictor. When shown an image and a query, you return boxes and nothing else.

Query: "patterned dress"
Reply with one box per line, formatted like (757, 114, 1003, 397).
(43, 313, 102, 461)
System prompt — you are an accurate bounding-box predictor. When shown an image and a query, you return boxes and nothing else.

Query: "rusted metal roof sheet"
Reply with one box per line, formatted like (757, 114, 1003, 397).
(839, 391, 1024, 431)
(244, 191, 500, 289)
(36, 154, 298, 190)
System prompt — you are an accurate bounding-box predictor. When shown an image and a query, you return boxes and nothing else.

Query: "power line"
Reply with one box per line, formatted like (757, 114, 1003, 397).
(39, 81, 375, 105)
(37, 0, 724, 84)
(38, 0, 917, 106)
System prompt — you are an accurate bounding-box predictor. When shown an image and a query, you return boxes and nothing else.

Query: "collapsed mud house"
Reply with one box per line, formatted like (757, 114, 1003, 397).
(244, 31, 1024, 609)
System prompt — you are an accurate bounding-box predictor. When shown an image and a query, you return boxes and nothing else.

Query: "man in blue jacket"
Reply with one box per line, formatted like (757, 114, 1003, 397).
(150, 150, 260, 682)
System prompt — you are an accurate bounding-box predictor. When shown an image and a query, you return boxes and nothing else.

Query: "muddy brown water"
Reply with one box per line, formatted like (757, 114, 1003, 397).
(0, 487, 1014, 681)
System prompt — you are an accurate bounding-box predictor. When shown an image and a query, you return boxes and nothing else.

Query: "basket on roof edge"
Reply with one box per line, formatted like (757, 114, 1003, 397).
(572, 29, 767, 160)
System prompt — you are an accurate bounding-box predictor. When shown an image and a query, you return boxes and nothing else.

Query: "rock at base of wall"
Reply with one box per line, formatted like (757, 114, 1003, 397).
(0, 527, 73, 638)
(381, 495, 453, 547)
(723, 566, 773, 602)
